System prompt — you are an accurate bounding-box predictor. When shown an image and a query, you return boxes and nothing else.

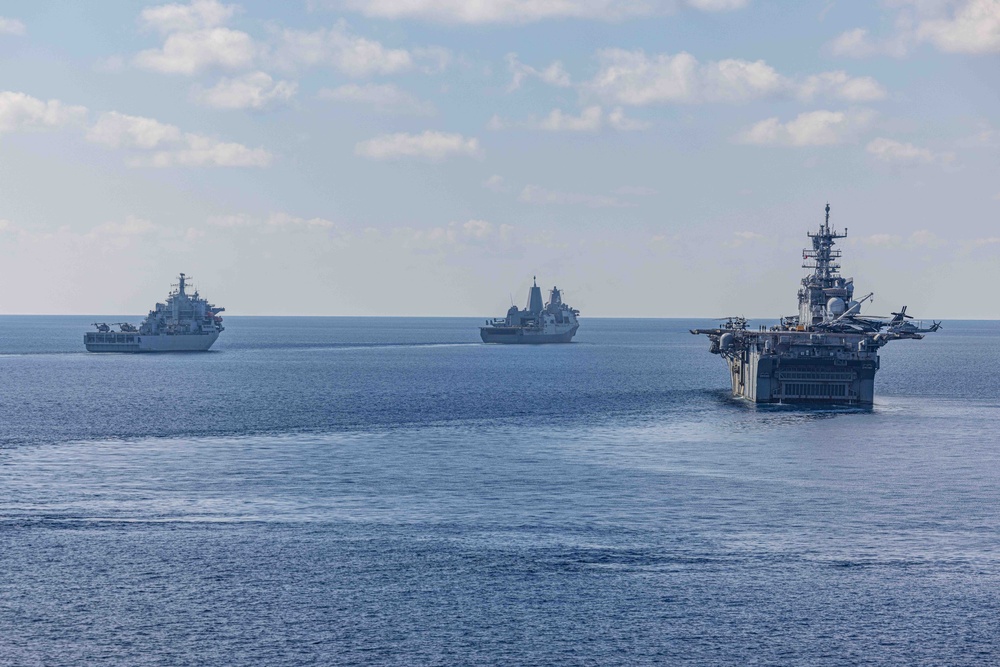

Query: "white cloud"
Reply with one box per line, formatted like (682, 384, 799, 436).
(506, 53, 572, 91)
(909, 230, 945, 247)
(608, 106, 650, 130)
(273, 22, 422, 77)
(132, 5, 448, 79)
(0, 94, 268, 168)
(318, 83, 433, 115)
(586, 50, 696, 105)
(535, 106, 603, 132)
(265, 212, 336, 229)
(193, 72, 297, 109)
(865, 137, 954, 165)
(0, 91, 88, 135)
(829, 1, 1000, 57)
(829, 29, 869, 57)
(687, 0, 748, 9)
(207, 212, 338, 230)
(739, 109, 876, 146)
(145, 134, 272, 167)
(577, 49, 888, 107)
(827, 28, 905, 58)
(354, 130, 479, 162)
(585, 49, 788, 105)
(916, 0, 1000, 54)
(139, 0, 237, 33)
(861, 233, 901, 247)
(726, 230, 764, 248)
(395, 219, 519, 255)
(86, 111, 183, 148)
(699, 56, 788, 102)
(82, 216, 160, 250)
(483, 174, 510, 192)
(854, 230, 946, 250)
(492, 106, 648, 132)
(355, 131, 480, 161)
(87, 111, 271, 167)
(322, 0, 747, 24)
(589, 50, 887, 107)
(90, 216, 157, 237)
(518, 185, 630, 208)
(0, 16, 26, 35)
(797, 71, 887, 102)
(133, 27, 257, 74)
(486, 114, 509, 131)
(207, 213, 254, 227)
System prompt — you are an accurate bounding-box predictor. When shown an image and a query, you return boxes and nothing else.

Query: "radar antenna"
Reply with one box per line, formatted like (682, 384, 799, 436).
(803, 204, 847, 279)
(172, 273, 191, 296)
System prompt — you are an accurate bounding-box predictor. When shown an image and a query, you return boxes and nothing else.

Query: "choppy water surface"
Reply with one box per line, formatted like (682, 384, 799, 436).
(1, 317, 999, 665)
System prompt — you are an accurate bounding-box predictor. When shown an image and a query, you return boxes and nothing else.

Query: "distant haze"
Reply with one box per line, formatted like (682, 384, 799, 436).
(0, 1, 997, 319)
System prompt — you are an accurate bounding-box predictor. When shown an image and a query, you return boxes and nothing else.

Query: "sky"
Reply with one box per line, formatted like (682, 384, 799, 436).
(0, 0, 997, 318)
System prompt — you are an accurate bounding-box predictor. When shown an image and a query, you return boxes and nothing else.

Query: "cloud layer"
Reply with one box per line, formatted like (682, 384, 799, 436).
(0, 91, 87, 135)
(324, 0, 749, 24)
(0, 92, 270, 168)
(319, 83, 434, 115)
(739, 109, 876, 146)
(355, 131, 480, 161)
(866, 137, 955, 166)
(574, 50, 885, 106)
(193, 72, 297, 109)
(830, 0, 1000, 57)
(0, 16, 26, 35)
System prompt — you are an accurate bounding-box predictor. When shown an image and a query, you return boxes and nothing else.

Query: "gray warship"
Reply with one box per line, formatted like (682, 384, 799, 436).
(691, 205, 939, 404)
(85, 273, 225, 353)
(481, 278, 580, 344)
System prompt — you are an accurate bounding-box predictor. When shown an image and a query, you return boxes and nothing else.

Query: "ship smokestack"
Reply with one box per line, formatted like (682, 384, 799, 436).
(527, 276, 544, 314)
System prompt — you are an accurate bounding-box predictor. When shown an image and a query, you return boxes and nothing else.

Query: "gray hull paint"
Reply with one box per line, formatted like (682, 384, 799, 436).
(84, 331, 220, 353)
(480, 325, 578, 344)
(690, 204, 935, 405)
(722, 331, 878, 405)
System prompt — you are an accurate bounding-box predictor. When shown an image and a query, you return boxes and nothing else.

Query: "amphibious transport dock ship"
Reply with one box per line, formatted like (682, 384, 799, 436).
(691, 205, 939, 404)
(481, 278, 580, 344)
(85, 273, 225, 353)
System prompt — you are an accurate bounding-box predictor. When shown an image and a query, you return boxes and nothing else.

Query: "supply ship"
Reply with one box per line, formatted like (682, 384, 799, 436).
(691, 205, 939, 404)
(85, 273, 225, 352)
(481, 278, 580, 344)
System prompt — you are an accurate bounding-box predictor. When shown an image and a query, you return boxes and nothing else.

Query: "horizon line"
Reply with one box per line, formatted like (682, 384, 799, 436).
(1, 313, 994, 321)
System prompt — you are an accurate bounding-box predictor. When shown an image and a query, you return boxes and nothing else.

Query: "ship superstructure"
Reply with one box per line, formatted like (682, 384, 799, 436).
(481, 277, 580, 344)
(85, 273, 225, 353)
(691, 205, 939, 404)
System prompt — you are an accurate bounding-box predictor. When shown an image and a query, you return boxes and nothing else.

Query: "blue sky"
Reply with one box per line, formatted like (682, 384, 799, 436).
(0, 0, 997, 318)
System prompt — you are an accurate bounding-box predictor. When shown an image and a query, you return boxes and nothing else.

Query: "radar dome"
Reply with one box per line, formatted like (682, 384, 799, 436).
(827, 297, 846, 317)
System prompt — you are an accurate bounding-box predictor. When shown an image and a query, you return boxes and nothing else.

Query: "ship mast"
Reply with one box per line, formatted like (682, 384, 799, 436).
(802, 204, 847, 281)
(798, 204, 852, 326)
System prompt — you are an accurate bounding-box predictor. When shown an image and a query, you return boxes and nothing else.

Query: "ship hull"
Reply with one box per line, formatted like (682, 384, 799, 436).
(84, 330, 220, 353)
(722, 332, 878, 405)
(480, 325, 578, 344)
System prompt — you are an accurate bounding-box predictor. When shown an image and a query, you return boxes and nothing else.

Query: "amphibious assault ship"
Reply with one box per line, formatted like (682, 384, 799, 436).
(691, 205, 939, 404)
(85, 273, 225, 353)
(481, 278, 580, 344)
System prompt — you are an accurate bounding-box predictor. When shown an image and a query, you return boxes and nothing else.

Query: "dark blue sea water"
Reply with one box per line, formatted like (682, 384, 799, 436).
(2, 316, 999, 666)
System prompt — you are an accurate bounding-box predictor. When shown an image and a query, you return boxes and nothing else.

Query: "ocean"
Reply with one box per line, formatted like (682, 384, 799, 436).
(1, 316, 999, 665)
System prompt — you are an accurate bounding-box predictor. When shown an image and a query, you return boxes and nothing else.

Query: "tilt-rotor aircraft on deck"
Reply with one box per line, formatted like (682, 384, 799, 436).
(691, 205, 938, 404)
